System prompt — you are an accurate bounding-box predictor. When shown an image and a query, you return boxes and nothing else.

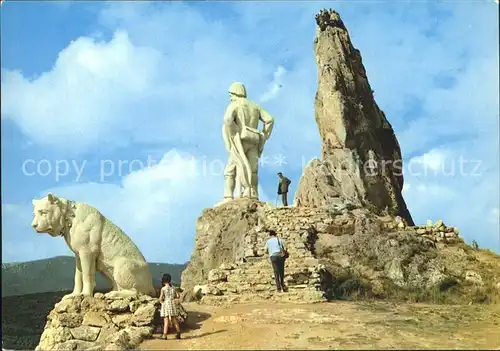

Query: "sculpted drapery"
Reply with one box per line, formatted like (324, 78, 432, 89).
(219, 82, 274, 203)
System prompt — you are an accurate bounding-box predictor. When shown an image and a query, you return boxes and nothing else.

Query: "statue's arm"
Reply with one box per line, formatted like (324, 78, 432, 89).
(259, 107, 275, 140)
(222, 124, 231, 152)
(223, 103, 237, 153)
(223, 102, 237, 127)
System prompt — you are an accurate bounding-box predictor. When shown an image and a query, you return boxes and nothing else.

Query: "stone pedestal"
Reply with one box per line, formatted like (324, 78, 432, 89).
(182, 198, 470, 305)
(181, 200, 333, 304)
(35, 292, 186, 350)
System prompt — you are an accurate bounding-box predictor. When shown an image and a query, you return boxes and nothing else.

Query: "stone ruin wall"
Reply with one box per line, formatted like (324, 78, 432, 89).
(194, 203, 463, 304)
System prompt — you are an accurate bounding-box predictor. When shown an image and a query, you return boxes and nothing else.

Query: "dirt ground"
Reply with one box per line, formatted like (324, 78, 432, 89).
(140, 300, 500, 350)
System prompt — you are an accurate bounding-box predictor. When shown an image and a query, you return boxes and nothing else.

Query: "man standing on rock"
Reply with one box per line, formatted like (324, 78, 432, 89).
(219, 82, 274, 204)
(277, 172, 291, 206)
(265, 230, 288, 292)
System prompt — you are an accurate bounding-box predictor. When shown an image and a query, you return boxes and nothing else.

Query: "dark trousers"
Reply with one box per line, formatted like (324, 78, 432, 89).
(281, 192, 288, 206)
(270, 255, 285, 290)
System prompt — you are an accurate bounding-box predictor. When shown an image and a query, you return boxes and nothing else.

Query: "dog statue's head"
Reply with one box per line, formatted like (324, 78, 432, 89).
(31, 193, 66, 237)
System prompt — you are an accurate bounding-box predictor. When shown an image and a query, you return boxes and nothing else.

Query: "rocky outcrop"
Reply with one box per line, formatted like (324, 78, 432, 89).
(181, 199, 329, 304)
(181, 198, 500, 305)
(35, 293, 186, 350)
(193, 210, 331, 304)
(180, 9, 500, 307)
(181, 199, 263, 301)
(183, 200, 500, 304)
(294, 9, 414, 225)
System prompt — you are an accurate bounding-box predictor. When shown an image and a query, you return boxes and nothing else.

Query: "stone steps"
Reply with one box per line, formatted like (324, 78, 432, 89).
(200, 289, 326, 306)
(224, 272, 322, 287)
(225, 266, 321, 279)
(195, 206, 332, 305)
(204, 254, 327, 299)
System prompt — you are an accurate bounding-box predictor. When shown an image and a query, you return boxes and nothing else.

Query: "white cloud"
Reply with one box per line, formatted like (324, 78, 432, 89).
(489, 208, 499, 225)
(413, 183, 457, 198)
(259, 66, 287, 103)
(2, 1, 499, 261)
(2, 203, 73, 262)
(402, 183, 411, 193)
(410, 149, 449, 172)
(342, 2, 499, 157)
(1, 2, 323, 163)
(403, 164, 499, 248)
(1, 31, 162, 152)
(3, 2, 497, 161)
(5, 149, 272, 263)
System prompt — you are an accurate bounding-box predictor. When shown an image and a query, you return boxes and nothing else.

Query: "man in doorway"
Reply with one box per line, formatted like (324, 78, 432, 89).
(264, 230, 288, 292)
(277, 172, 291, 206)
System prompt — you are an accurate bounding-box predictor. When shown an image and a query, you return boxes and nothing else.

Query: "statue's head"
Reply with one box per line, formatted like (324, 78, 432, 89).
(31, 193, 66, 237)
(228, 82, 247, 101)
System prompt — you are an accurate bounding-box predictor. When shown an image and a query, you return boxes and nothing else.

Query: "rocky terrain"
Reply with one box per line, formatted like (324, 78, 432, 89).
(140, 301, 500, 350)
(294, 9, 413, 225)
(181, 199, 500, 306)
(34, 293, 187, 351)
(35, 293, 157, 350)
(2, 258, 186, 350)
(17, 8, 500, 351)
(180, 8, 500, 307)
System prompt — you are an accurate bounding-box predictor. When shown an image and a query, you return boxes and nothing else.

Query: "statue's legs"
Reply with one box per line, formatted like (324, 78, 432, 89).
(235, 170, 244, 198)
(245, 145, 260, 200)
(251, 171, 258, 199)
(223, 155, 237, 200)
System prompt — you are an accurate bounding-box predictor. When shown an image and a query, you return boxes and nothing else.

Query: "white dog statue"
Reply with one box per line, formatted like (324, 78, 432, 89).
(31, 193, 156, 298)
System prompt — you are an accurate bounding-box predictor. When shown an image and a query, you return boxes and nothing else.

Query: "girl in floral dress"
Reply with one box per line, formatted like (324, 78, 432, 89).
(159, 274, 181, 340)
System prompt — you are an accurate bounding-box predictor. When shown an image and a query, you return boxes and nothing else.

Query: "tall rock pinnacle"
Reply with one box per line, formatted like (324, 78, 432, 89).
(295, 9, 414, 225)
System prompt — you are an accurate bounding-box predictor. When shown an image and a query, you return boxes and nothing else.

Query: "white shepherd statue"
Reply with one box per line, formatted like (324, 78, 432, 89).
(219, 82, 274, 203)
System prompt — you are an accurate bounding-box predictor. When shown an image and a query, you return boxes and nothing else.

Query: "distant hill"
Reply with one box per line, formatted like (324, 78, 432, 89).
(2, 256, 187, 297)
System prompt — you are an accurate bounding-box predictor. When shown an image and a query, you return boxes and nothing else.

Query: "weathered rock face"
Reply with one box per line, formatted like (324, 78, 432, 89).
(181, 199, 331, 304)
(181, 199, 263, 302)
(183, 199, 500, 305)
(180, 9, 500, 307)
(35, 293, 187, 351)
(294, 9, 414, 226)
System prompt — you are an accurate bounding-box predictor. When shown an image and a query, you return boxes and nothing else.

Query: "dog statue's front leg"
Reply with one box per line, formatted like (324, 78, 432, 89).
(80, 251, 97, 296)
(62, 256, 83, 299)
(73, 255, 83, 294)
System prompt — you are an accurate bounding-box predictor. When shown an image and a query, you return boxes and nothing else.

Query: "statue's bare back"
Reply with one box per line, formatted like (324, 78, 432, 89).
(219, 82, 274, 203)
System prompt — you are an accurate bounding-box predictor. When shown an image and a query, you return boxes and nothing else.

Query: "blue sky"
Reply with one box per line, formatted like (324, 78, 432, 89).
(1, 1, 499, 264)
